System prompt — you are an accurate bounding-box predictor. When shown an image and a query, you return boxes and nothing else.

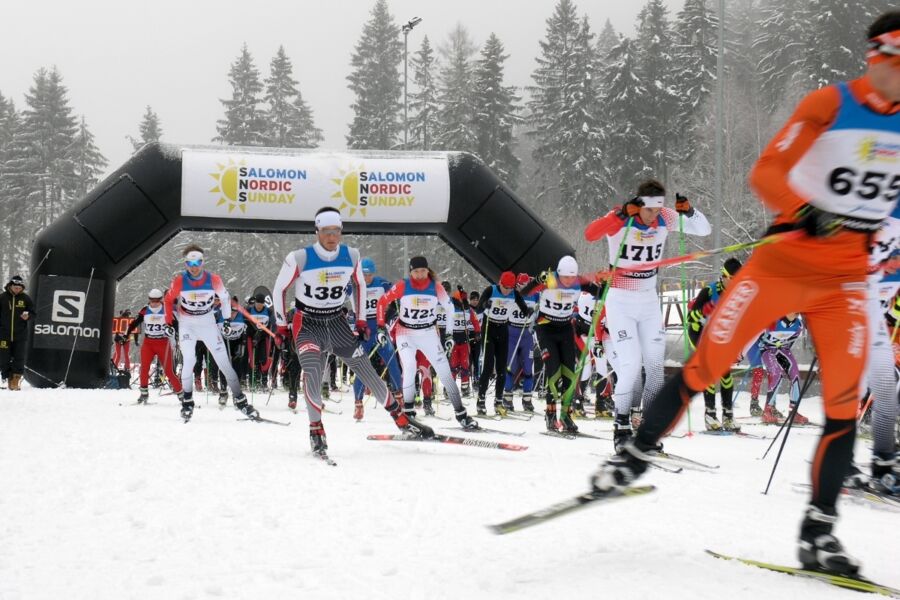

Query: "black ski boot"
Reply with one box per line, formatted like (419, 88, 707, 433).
(476, 396, 487, 416)
(234, 394, 259, 419)
(749, 397, 762, 417)
(721, 409, 740, 432)
(613, 414, 633, 454)
(180, 394, 194, 422)
(502, 391, 515, 412)
(521, 393, 535, 413)
(403, 401, 417, 417)
(423, 397, 435, 416)
(798, 504, 860, 576)
(310, 421, 328, 455)
(591, 438, 652, 493)
(401, 414, 435, 438)
(461, 382, 471, 398)
(137, 387, 149, 405)
(870, 452, 898, 495)
(288, 393, 298, 411)
(545, 402, 559, 432)
(572, 395, 587, 418)
(218, 391, 228, 408)
(456, 410, 480, 431)
(561, 406, 579, 433)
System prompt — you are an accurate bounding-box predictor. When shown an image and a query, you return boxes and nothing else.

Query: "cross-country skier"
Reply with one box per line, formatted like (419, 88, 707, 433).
(126, 288, 183, 403)
(756, 314, 808, 425)
(474, 272, 529, 416)
(272, 207, 432, 457)
(584, 180, 711, 450)
(215, 300, 247, 406)
(502, 273, 540, 413)
(376, 256, 478, 430)
(246, 293, 275, 390)
(592, 12, 900, 576)
(351, 257, 404, 421)
(573, 289, 614, 418)
(164, 245, 256, 422)
(685, 258, 743, 431)
(449, 288, 481, 399)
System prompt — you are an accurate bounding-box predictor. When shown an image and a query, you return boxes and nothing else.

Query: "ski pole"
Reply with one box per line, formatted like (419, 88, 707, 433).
(760, 356, 818, 460)
(562, 217, 634, 410)
(593, 230, 804, 282)
(678, 212, 693, 436)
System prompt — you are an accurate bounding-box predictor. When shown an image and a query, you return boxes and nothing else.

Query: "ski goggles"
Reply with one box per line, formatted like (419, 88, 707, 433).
(868, 30, 900, 65)
(185, 258, 204, 267)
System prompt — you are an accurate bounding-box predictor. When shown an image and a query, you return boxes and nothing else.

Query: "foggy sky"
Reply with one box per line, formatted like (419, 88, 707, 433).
(1, 0, 685, 174)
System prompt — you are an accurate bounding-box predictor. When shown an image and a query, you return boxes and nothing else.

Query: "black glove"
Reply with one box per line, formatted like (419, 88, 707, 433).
(615, 197, 643, 221)
(675, 193, 694, 216)
(775, 351, 792, 373)
(795, 205, 844, 238)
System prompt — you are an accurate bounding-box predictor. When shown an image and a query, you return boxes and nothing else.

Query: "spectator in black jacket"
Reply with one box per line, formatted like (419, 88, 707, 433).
(1, 275, 35, 390)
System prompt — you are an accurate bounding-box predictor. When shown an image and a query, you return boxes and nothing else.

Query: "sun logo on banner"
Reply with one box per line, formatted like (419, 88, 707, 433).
(209, 158, 246, 213)
(331, 163, 367, 217)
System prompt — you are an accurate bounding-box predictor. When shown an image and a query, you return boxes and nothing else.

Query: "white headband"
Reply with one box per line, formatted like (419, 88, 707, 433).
(640, 196, 665, 208)
(315, 211, 343, 230)
(185, 250, 204, 262)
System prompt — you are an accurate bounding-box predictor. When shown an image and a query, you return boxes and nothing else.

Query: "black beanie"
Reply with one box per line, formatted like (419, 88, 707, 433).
(409, 256, 429, 270)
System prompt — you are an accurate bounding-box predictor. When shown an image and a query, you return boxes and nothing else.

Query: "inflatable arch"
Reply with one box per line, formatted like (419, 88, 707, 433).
(25, 143, 575, 388)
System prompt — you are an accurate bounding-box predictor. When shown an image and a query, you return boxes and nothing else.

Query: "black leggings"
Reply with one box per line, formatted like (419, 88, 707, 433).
(536, 322, 576, 405)
(477, 322, 509, 401)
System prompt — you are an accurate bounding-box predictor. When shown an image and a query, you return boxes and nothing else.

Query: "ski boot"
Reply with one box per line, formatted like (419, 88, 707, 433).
(476, 396, 487, 416)
(749, 397, 763, 417)
(591, 438, 652, 492)
(798, 504, 860, 576)
(218, 391, 228, 408)
(209, 379, 219, 393)
(234, 394, 259, 419)
(494, 400, 508, 417)
(321, 384, 330, 400)
(613, 414, 633, 454)
(545, 402, 559, 432)
(761, 404, 781, 424)
(403, 401, 417, 417)
(461, 381, 471, 398)
(353, 399, 365, 421)
(137, 387, 149, 405)
(423, 396, 435, 416)
(594, 396, 614, 419)
(456, 410, 480, 431)
(502, 391, 515, 413)
(789, 403, 809, 426)
(704, 408, 721, 431)
(521, 393, 535, 413)
(721, 409, 741, 432)
(572, 395, 587, 418)
(388, 402, 434, 438)
(194, 376, 203, 392)
(309, 421, 328, 455)
(870, 452, 898, 495)
(560, 407, 579, 433)
(630, 407, 643, 430)
(180, 394, 194, 422)
(288, 393, 297, 411)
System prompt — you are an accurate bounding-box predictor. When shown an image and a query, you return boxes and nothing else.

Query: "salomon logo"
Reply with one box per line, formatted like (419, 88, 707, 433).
(52, 290, 86, 324)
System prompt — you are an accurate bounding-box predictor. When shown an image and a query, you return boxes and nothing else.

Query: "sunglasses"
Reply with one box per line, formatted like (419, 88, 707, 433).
(185, 259, 203, 267)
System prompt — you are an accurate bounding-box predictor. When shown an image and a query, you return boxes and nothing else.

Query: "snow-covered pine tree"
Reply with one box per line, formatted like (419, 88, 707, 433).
(671, 0, 718, 154)
(263, 46, 323, 148)
(805, 0, 893, 88)
(634, 0, 678, 181)
(526, 0, 584, 204)
(409, 35, 440, 151)
(69, 115, 107, 199)
(434, 23, 478, 154)
(601, 37, 652, 192)
(291, 90, 323, 149)
(595, 18, 620, 65)
(0, 92, 22, 277)
(12, 67, 80, 229)
(753, 0, 813, 114)
(472, 32, 520, 186)
(556, 16, 614, 212)
(346, 0, 402, 150)
(127, 105, 162, 152)
(214, 43, 267, 146)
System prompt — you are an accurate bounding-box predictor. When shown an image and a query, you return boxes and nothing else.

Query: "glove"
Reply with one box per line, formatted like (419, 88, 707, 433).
(163, 324, 175, 339)
(114, 333, 124, 344)
(775, 351, 791, 373)
(444, 338, 455, 356)
(376, 326, 390, 346)
(675, 193, 694, 216)
(221, 320, 233, 337)
(615, 197, 643, 221)
(356, 320, 370, 341)
(795, 204, 844, 238)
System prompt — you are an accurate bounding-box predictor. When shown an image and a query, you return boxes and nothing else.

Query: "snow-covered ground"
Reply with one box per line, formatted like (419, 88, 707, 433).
(1, 385, 896, 600)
